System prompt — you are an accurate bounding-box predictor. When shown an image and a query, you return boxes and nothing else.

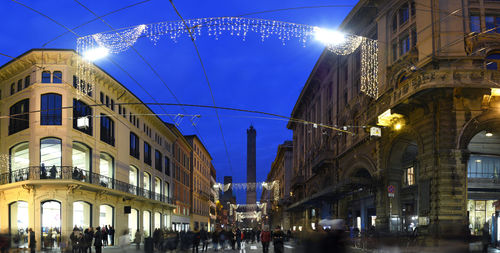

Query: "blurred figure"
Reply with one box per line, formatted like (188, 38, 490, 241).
(109, 225, 115, 246)
(272, 226, 284, 253)
(236, 227, 242, 250)
(200, 227, 208, 252)
(118, 229, 130, 253)
(28, 228, 36, 253)
(134, 229, 142, 250)
(192, 228, 200, 253)
(260, 225, 271, 253)
(482, 222, 490, 253)
(212, 228, 219, 251)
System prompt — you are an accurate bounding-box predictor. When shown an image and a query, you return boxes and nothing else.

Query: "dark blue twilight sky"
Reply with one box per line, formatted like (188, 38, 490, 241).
(0, 0, 357, 203)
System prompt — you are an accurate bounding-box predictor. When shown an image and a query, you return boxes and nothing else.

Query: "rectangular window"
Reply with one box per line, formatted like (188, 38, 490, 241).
(17, 79, 22, 92)
(399, 3, 409, 25)
(105, 95, 109, 107)
(53, 71, 62, 83)
(100, 92, 104, 104)
(24, 75, 30, 88)
(392, 40, 398, 61)
(110, 99, 114, 111)
(119, 105, 122, 114)
(123, 108, 126, 118)
(470, 15, 481, 32)
(9, 99, 29, 135)
(155, 150, 162, 172)
(406, 167, 415, 186)
(165, 157, 170, 176)
(73, 99, 93, 135)
(73, 75, 78, 88)
(41, 93, 62, 125)
(130, 132, 140, 159)
(42, 71, 51, 83)
(144, 142, 152, 165)
(100, 114, 115, 146)
(399, 34, 410, 56)
(411, 27, 417, 47)
(10, 83, 15, 95)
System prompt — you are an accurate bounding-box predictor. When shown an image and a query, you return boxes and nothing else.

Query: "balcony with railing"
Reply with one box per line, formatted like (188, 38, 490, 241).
(0, 166, 174, 205)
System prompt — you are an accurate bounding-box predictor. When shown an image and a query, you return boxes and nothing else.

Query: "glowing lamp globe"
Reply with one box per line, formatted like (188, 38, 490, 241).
(83, 47, 109, 61)
(313, 27, 346, 46)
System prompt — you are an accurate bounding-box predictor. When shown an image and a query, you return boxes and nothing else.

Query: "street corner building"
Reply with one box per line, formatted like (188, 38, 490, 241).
(0, 49, 180, 250)
(285, 0, 500, 243)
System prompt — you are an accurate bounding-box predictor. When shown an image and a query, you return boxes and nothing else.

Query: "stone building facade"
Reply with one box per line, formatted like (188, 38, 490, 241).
(185, 135, 212, 231)
(264, 141, 293, 230)
(287, 0, 500, 241)
(0, 49, 176, 250)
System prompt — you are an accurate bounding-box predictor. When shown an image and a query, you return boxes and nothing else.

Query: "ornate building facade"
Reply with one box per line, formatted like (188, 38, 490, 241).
(0, 49, 176, 250)
(287, 0, 500, 241)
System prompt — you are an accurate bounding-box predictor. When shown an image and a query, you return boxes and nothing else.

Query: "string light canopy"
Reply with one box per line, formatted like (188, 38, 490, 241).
(76, 16, 379, 98)
(213, 180, 280, 201)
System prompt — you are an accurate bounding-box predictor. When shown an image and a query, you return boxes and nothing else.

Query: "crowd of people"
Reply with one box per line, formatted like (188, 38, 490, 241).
(67, 225, 115, 253)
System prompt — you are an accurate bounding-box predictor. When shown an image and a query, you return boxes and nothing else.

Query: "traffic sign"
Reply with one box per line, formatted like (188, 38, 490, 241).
(387, 185, 395, 193)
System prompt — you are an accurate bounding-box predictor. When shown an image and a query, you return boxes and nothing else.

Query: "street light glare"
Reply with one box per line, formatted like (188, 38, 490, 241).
(313, 27, 345, 46)
(83, 47, 109, 61)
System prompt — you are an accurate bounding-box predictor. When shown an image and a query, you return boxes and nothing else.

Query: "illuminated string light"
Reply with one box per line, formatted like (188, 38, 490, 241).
(76, 17, 379, 99)
(213, 180, 280, 201)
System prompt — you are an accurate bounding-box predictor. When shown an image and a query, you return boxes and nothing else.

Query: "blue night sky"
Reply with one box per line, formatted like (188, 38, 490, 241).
(0, 0, 357, 203)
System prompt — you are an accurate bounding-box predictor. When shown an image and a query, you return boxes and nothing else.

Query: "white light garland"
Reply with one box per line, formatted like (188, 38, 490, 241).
(76, 16, 379, 99)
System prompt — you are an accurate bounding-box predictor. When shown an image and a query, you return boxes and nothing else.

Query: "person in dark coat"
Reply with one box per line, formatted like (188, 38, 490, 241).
(108, 225, 115, 246)
(272, 226, 284, 253)
(28, 228, 36, 253)
(482, 223, 490, 253)
(212, 229, 219, 251)
(236, 228, 242, 250)
(102, 226, 108, 246)
(192, 229, 201, 253)
(94, 227, 103, 253)
(200, 227, 208, 252)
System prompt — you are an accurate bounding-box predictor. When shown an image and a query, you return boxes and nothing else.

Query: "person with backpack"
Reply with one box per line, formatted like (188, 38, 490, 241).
(260, 226, 271, 253)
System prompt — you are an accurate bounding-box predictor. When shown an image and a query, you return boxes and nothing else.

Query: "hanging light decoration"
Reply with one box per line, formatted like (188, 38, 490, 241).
(76, 17, 379, 99)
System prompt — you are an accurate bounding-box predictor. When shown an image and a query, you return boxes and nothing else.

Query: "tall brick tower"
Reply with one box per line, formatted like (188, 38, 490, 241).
(246, 125, 256, 205)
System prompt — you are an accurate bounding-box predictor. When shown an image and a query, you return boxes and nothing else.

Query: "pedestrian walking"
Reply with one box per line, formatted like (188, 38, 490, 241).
(28, 228, 36, 253)
(200, 227, 209, 252)
(94, 227, 103, 253)
(272, 226, 284, 253)
(260, 226, 271, 253)
(236, 228, 242, 250)
(192, 228, 200, 253)
(212, 229, 219, 251)
(118, 230, 130, 253)
(134, 229, 142, 250)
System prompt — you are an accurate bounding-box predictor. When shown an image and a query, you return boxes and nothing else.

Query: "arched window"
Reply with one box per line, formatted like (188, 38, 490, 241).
(391, 1, 417, 61)
(99, 204, 114, 228)
(128, 208, 139, 240)
(72, 142, 91, 181)
(41, 93, 62, 125)
(99, 153, 114, 188)
(9, 142, 29, 182)
(73, 99, 93, 135)
(143, 172, 151, 198)
(9, 99, 29, 135)
(41, 200, 61, 249)
(42, 71, 51, 83)
(73, 201, 92, 229)
(9, 201, 29, 247)
(155, 177, 161, 200)
(52, 71, 62, 83)
(154, 212, 161, 229)
(129, 165, 139, 195)
(143, 210, 151, 237)
(40, 138, 62, 179)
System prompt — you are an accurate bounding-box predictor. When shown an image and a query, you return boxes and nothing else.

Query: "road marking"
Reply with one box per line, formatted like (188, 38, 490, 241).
(250, 245, 258, 250)
(285, 245, 294, 249)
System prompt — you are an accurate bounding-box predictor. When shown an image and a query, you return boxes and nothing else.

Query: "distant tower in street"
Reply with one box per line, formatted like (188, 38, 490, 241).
(247, 125, 257, 205)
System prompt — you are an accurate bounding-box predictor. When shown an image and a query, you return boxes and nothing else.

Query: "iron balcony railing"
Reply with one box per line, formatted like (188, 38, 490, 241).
(0, 166, 173, 204)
